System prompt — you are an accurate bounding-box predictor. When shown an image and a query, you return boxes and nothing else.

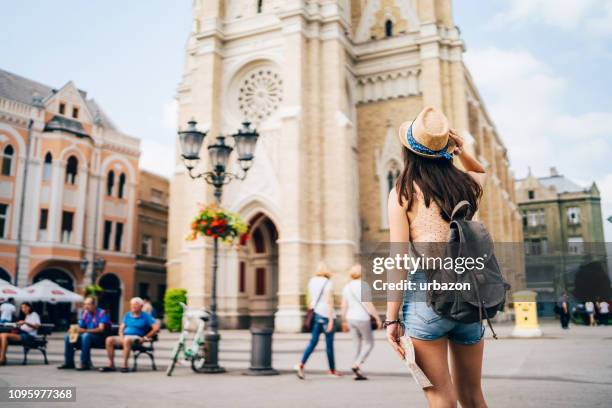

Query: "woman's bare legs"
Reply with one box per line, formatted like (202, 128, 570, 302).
(449, 340, 487, 408)
(412, 337, 457, 408)
(0, 333, 22, 363)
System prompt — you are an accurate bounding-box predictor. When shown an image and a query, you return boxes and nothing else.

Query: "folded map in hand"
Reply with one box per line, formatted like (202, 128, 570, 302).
(400, 335, 433, 389)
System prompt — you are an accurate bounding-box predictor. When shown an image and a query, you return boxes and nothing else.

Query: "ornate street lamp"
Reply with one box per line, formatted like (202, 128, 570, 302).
(80, 258, 106, 283)
(178, 119, 259, 373)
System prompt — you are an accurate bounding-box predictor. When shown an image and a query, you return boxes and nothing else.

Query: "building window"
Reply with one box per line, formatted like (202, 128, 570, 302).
(524, 238, 547, 256)
(257, 0, 263, 13)
(39, 209, 48, 240)
(103, 220, 112, 250)
(151, 188, 164, 205)
(141, 235, 152, 256)
(568, 236, 584, 255)
(2, 145, 14, 176)
(118, 173, 126, 198)
(255, 267, 265, 295)
(160, 238, 167, 258)
(106, 171, 115, 196)
(43, 152, 53, 181)
(239, 262, 246, 293)
(65, 156, 78, 184)
(59, 102, 66, 115)
(61, 211, 74, 243)
(253, 228, 265, 253)
(114, 222, 124, 251)
(567, 207, 581, 225)
(528, 190, 535, 199)
(387, 166, 400, 194)
(385, 20, 394, 37)
(72, 107, 79, 119)
(138, 282, 149, 298)
(0, 204, 7, 238)
(526, 209, 545, 227)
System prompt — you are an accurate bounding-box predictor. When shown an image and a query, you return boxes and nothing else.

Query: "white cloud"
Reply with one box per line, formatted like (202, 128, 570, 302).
(493, 0, 612, 35)
(140, 138, 175, 178)
(464, 46, 612, 201)
(162, 99, 178, 130)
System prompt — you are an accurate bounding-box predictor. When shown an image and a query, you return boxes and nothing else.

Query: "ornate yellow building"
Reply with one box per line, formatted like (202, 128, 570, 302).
(168, 0, 524, 331)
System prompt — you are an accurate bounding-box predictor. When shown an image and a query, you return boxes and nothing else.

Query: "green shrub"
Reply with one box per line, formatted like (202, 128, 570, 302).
(164, 288, 187, 332)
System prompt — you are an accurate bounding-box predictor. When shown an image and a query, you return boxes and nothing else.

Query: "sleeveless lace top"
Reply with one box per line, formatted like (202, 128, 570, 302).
(406, 185, 450, 243)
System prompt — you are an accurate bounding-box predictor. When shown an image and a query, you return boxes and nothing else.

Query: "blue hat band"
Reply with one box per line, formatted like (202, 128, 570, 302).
(407, 124, 453, 160)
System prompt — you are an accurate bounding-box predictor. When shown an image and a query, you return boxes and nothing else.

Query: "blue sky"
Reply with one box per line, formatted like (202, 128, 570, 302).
(1, 0, 611, 238)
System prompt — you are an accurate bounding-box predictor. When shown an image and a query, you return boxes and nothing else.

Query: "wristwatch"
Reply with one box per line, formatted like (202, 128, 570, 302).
(383, 319, 401, 329)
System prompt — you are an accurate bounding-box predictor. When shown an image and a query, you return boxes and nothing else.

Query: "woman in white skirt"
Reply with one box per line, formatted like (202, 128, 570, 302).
(341, 264, 381, 380)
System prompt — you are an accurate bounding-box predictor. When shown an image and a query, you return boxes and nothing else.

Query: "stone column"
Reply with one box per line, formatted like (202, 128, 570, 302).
(274, 13, 309, 333)
(320, 20, 358, 307)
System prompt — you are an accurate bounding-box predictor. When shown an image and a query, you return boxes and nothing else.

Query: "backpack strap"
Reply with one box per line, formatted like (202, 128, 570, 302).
(451, 200, 472, 220)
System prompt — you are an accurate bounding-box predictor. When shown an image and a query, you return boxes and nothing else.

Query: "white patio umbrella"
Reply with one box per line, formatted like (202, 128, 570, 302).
(22, 279, 83, 303)
(0, 278, 29, 302)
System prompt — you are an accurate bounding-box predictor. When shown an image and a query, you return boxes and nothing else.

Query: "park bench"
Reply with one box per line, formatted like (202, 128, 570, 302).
(10, 323, 54, 365)
(89, 324, 158, 371)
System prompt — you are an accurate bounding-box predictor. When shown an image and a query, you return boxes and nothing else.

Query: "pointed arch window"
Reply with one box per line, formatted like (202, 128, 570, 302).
(253, 228, 266, 253)
(385, 20, 394, 37)
(117, 173, 126, 199)
(107, 171, 115, 196)
(386, 161, 400, 194)
(65, 156, 78, 185)
(257, 0, 263, 13)
(1, 145, 14, 176)
(380, 159, 401, 230)
(43, 152, 53, 181)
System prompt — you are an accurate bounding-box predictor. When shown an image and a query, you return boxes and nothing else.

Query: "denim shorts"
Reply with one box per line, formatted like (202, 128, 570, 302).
(402, 271, 484, 345)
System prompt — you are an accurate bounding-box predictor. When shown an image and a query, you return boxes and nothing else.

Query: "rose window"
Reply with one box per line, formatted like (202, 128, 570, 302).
(238, 69, 283, 121)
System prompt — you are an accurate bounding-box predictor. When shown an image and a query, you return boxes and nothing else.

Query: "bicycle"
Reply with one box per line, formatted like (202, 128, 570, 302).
(166, 302, 210, 376)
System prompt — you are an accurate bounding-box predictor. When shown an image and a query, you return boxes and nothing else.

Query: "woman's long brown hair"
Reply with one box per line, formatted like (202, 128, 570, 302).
(395, 147, 483, 221)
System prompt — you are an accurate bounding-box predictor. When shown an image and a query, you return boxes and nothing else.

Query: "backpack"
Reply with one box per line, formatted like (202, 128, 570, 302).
(426, 200, 510, 338)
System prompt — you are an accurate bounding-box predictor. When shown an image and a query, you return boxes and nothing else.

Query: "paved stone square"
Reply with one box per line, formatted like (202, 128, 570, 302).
(0, 322, 610, 407)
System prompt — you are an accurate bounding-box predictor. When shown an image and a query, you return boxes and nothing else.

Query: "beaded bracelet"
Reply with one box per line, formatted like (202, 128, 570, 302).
(383, 319, 401, 329)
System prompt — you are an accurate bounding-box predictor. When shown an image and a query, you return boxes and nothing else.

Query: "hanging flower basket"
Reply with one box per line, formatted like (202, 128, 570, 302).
(187, 204, 249, 245)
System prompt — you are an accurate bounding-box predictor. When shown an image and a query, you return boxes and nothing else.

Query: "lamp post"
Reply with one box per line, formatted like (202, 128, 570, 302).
(80, 258, 106, 280)
(178, 119, 259, 373)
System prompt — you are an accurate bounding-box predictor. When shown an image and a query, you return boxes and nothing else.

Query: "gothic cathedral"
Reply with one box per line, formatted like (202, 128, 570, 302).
(167, 0, 524, 332)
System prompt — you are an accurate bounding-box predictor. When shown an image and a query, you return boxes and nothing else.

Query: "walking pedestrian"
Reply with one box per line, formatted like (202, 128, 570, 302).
(596, 298, 609, 325)
(558, 292, 570, 329)
(341, 264, 381, 380)
(295, 262, 340, 379)
(386, 107, 488, 407)
(585, 300, 596, 326)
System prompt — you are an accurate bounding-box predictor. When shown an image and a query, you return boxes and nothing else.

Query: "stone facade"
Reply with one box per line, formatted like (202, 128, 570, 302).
(135, 170, 169, 314)
(516, 167, 606, 313)
(168, 0, 525, 332)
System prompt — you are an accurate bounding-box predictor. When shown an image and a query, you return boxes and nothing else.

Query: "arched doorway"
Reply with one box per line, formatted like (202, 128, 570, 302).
(0, 267, 11, 283)
(98, 273, 122, 323)
(33, 268, 75, 330)
(239, 213, 279, 328)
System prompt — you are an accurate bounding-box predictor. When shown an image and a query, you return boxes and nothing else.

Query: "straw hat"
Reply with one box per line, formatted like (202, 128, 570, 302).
(397, 106, 455, 160)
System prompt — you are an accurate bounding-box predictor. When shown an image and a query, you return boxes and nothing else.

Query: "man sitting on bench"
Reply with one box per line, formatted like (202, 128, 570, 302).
(58, 296, 110, 371)
(99, 297, 159, 373)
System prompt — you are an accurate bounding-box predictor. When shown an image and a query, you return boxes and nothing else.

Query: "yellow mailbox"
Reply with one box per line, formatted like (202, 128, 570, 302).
(511, 290, 542, 337)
